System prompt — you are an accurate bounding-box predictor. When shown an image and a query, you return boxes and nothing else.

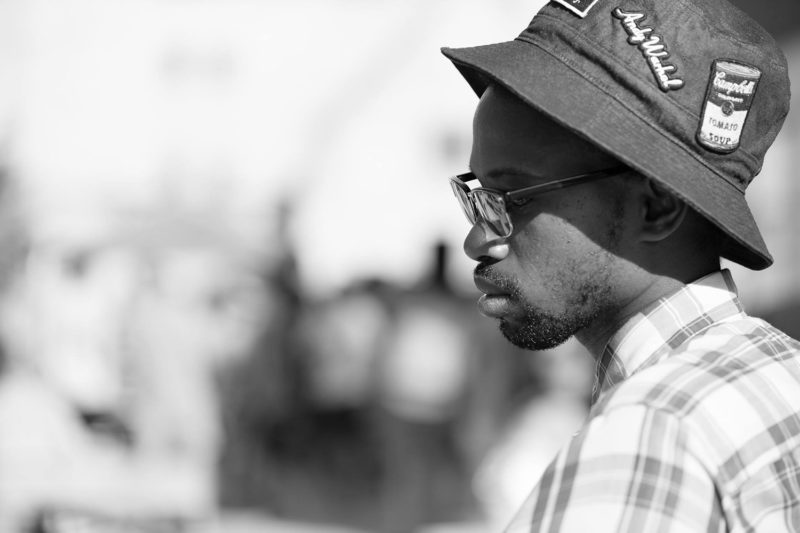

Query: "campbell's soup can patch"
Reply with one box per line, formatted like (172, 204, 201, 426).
(697, 60, 762, 153)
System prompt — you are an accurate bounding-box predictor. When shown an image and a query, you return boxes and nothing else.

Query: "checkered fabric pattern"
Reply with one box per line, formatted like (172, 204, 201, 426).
(505, 270, 800, 532)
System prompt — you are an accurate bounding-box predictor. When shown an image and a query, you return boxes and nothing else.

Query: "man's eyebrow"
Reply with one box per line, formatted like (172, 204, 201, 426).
(467, 164, 543, 181)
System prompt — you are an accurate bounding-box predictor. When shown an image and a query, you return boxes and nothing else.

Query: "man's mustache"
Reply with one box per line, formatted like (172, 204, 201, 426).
(474, 263, 517, 295)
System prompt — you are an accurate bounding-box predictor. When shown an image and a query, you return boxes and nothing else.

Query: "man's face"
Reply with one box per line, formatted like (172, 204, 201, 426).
(465, 86, 631, 350)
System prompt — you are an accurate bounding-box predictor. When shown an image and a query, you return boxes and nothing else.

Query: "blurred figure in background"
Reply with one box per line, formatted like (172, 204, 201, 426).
(126, 247, 265, 514)
(216, 199, 309, 516)
(375, 285, 474, 533)
(217, 201, 389, 529)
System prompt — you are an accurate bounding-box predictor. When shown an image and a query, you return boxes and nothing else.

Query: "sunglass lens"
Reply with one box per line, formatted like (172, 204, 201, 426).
(474, 191, 512, 236)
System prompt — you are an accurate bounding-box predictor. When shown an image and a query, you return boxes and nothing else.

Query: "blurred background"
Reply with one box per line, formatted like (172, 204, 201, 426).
(0, 1, 797, 532)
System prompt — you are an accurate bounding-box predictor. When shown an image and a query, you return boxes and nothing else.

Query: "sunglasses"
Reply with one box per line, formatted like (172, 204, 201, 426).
(449, 165, 629, 238)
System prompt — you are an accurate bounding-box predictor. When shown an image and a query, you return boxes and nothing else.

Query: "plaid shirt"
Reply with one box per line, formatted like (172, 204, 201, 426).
(505, 270, 800, 532)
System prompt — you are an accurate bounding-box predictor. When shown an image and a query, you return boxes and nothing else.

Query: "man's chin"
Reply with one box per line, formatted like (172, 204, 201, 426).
(498, 315, 576, 351)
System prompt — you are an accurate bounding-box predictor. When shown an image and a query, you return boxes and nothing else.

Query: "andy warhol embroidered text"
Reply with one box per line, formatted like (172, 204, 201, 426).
(613, 8, 684, 91)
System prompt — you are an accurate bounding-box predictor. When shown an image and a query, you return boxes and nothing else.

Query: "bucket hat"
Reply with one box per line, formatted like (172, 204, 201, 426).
(442, 0, 791, 270)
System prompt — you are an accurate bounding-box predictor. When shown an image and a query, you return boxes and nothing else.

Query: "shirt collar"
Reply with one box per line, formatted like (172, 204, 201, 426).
(591, 269, 744, 404)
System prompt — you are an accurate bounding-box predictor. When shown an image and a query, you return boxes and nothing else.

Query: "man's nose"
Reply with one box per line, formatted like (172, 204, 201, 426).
(463, 221, 510, 263)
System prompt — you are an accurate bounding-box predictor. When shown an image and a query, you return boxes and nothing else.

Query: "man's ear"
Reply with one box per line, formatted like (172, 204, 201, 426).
(640, 179, 687, 243)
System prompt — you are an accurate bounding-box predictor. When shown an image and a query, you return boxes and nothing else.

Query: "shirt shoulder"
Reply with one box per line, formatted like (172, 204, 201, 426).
(601, 315, 800, 410)
(597, 315, 800, 480)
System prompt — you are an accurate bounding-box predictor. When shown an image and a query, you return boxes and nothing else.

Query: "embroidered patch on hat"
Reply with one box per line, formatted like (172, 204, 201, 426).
(697, 60, 762, 153)
(551, 0, 600, 18)
(612, 8, 684, 92)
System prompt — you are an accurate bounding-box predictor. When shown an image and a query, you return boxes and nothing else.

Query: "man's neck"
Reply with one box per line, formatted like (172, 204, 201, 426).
(575, 275, 689, 360)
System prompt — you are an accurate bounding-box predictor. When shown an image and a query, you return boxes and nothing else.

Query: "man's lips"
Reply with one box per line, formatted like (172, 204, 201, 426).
(473, 274, 509, 297)
(473, 272, 517, 318)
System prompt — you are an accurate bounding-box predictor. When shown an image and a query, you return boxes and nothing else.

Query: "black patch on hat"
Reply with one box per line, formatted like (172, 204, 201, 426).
(551, 0, 600, 18)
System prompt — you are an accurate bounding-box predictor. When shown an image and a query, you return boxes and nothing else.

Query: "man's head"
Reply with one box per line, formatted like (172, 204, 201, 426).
(442, 0, 790, 350)
(443, 0, 791, 271)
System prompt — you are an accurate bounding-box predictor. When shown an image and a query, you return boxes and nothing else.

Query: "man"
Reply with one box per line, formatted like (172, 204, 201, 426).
(442, 0, 797, 531)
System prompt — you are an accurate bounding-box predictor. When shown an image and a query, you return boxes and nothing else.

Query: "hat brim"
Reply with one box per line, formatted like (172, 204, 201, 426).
(442, 40, 772, 270)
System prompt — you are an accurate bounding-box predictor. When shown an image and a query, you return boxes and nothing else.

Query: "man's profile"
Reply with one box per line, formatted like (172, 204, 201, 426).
(442, 0, 797, 530)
